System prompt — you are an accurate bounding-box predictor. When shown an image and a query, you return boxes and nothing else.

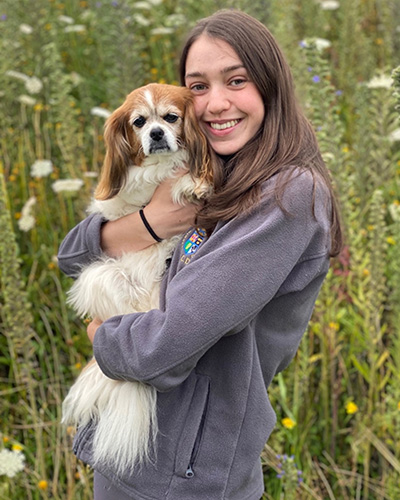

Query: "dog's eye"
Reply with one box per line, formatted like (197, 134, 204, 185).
(163, 113, 179, 124)
(133, 116, 146, 128)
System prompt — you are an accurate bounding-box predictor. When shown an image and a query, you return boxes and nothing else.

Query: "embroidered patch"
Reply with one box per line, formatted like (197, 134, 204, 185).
(183, 228, 206, 255)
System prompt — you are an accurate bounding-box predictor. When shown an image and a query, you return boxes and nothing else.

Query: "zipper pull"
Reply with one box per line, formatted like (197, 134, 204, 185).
(185, 465, 194, 478)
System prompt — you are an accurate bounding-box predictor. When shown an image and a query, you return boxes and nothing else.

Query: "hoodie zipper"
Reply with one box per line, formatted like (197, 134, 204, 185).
(185, 395, 208, 478)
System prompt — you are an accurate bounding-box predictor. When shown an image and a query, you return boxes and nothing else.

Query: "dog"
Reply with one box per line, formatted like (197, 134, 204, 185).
(62, 83, 213, 475)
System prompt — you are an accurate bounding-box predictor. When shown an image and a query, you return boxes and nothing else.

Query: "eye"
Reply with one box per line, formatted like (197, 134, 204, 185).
(163, 113, 179, 123)
(190, 84, 207, 93)
(229, 78, 246, 87)
(133, 116, 146, 128)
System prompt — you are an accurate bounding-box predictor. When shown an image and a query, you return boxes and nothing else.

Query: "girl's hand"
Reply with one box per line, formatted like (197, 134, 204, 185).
(87, 318, 103, 344)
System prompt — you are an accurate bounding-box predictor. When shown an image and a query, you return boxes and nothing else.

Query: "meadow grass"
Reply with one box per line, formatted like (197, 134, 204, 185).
(1, 0, 400, 498)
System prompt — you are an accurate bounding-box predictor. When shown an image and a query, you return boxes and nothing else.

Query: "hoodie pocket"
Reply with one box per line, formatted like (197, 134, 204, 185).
(174, 373, 210, 478)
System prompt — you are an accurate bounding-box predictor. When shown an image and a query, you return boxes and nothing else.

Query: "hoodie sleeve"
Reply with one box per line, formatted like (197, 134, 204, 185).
(57, 213, 106, 278)
(93, 170, 331, 392)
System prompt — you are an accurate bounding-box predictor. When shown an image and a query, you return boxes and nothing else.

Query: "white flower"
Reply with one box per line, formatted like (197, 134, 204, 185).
(133, 14, 151, 26)
(300, 37, 331, 51)
(18, 95, 37, 106)
(19, 23, 33, 34)
(366, 74, 393, 89)
(389, 203, 400, 222)
(6, 70, 29, 82)
(52, 179, 84, 193)
(70, 72, 82, 86)
(64, 25, 86, 33)
(389, 128, 400, 142)
(320, 0, 340, 10)
(83, 171, 99, 178)
(0, 449, 25, 478)
(18, 197, 37, 232)
(90, 107, 112, 119)
(150, 27, 174, 35)
(148, 0, 163, 5)
(25, 76, 43, 94)
(58, 15, 75, 24)
(165, 14, 186, 26)
(134, 1, 152, 9)
(31, 159, 53, 178)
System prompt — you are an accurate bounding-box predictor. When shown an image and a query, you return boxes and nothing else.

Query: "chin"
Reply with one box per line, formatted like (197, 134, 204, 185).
(62, 83, 214, 476)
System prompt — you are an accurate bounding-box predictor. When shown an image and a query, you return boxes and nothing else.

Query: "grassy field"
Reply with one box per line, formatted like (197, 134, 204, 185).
(1, 0, 400, 498)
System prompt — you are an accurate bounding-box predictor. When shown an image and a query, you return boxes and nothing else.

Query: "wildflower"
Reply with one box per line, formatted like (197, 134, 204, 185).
(346, 401, 358, 414)
(12, 444, 23, 452)
(134, 1, 152, 9)
(19, 23, 33, 34)
(6, 70, 29, 82)
(31, 159, 53, 178)
(386, 236, 396, 245)
(389, 128, 400, 142)
(276, 454, 303, 486)
(150, 27, 174, 35)
(1, 14, 7, 21)
(300, 38, 331, 51)
(52, 178, 84, 193)
(25, 76, 43, 94)
(0, 449, 25, 478)
(362, 269, 370, 276)
(389, 202, 400, 222)
(329, 322, 339, 331)
(18, 95, 37, 106)
(18, 196, 36, 232)
(90, 106, 112, 119)
(320, 0, 340, 10)
(83, 171, 98, 178)
(148, 0, 163, 5)
(2, 436, 9, 443)
(312, 75, 321, 83)
(133, 13, 150, 26)
(366, 74, 392, 89)
(282, 417, 296, 429)
(397, 402, 400, 410)
(38, 480, 48, 490)
(64, 25, 86, 33)
(58, 15, 74, 23)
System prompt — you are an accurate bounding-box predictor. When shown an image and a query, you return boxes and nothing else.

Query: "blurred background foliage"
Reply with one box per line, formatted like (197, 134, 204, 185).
(1, 0, 400, 498)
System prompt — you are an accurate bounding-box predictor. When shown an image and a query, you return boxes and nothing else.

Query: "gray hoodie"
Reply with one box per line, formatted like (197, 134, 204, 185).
(58, 169, 331, 499)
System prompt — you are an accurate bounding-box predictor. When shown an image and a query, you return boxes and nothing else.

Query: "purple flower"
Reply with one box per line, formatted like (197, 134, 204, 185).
(312, 75, 321, 83)
(335, 90, 343, 96)
(1, 14, 7, 20)
(299, 40, 307, 48)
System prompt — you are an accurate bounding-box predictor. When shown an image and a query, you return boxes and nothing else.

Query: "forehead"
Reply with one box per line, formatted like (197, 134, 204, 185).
(129, 85, 190, 116)
(185, 35, 243, 78)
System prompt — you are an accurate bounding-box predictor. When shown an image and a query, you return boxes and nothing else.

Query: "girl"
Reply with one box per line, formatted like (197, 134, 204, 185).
(58, 9, 342, 500)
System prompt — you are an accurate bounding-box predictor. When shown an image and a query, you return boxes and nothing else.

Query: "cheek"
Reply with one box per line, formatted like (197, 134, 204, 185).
(192, 97, 204, 119)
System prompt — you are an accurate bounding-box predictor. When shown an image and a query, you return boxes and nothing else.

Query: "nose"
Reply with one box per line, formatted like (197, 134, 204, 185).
(150, 127, 164, 141)
(206, 86, 230, 115)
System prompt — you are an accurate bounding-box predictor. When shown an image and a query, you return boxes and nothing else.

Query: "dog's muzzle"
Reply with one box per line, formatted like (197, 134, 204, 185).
(149, 127, 170, 154)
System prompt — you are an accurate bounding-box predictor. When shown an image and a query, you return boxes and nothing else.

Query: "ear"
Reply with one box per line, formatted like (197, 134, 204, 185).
(94, 106, 140, 200)
(183, 101, 214, 186)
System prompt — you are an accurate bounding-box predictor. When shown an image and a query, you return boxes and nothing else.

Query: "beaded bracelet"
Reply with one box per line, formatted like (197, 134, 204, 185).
(139, 209, 163, 243)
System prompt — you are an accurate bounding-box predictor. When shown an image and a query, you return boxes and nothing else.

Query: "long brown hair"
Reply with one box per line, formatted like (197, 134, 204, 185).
(179, 9, 343, 257)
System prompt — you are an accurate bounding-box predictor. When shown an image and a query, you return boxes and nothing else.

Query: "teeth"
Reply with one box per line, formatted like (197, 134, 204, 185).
(210, 120, 239, 130)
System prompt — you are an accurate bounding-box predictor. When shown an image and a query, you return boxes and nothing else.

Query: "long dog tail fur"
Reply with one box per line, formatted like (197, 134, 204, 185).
(62, 361, 157, 475)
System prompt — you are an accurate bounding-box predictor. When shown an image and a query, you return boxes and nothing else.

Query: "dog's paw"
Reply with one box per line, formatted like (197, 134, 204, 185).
(171, 174, 212, 204)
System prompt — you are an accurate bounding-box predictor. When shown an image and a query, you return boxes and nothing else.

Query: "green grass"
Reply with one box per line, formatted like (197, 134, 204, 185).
(1, 0, 400, 498)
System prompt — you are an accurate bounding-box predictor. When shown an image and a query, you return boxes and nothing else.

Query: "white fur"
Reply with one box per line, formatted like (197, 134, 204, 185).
(62, 148, 210, 474)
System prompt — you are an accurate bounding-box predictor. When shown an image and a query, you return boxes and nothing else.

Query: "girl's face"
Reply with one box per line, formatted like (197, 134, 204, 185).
(185, 35, 265, 156)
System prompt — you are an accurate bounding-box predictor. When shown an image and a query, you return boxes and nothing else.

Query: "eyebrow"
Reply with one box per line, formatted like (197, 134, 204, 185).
(185, 64, 246, 79)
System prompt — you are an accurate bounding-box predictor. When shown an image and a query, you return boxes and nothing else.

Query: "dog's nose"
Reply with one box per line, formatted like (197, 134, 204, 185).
(150, 128, 164, 141)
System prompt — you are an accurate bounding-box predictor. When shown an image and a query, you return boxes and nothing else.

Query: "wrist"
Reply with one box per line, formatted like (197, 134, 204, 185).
(139, 208, 163, 243)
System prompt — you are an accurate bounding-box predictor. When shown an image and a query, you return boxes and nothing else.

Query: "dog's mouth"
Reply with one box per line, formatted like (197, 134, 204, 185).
(149, 141, 171, 154)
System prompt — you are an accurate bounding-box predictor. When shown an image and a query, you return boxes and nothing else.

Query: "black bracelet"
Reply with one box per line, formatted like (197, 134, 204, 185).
(139, 209, 163, 243)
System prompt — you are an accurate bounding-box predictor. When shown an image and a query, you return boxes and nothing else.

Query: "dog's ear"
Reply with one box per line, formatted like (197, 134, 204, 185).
(95, 105, 140, 200)
(183, 100, 214, 186)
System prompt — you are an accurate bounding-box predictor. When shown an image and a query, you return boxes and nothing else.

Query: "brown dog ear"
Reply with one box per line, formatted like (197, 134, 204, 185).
(95, 106, 139, 200)
(183, 100, 214, 186)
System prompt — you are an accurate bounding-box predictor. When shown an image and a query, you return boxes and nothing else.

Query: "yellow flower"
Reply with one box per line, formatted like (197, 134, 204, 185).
(74, 362, 82, 370)
(367, 225, 374, 231)
(362, 268, 370, 276)
(394, 200, 400, 206)
(38, 480, 48, 490)
(282, 417, 296, 429)
(150, 68, 158, 76)
(386, 237, 396, 245)
(397, 402, 400, 411)
(346, 402, 358, 414)
(2, 436, 9, 443)
(12, 444, 23, 452)
(375, 38, 384, 45)
(342, 146, 349, 153)
(329, 322, 339, 331)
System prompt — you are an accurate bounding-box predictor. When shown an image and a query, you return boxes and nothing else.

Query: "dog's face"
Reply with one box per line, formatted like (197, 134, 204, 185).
(95, 83, 213, 200)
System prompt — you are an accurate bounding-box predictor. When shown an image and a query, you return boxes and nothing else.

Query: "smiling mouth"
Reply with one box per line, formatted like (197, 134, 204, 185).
(209, 119, 240, 130)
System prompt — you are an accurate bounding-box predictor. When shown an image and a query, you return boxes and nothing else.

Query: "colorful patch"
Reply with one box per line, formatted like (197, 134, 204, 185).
(183, 228, 206, 255)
